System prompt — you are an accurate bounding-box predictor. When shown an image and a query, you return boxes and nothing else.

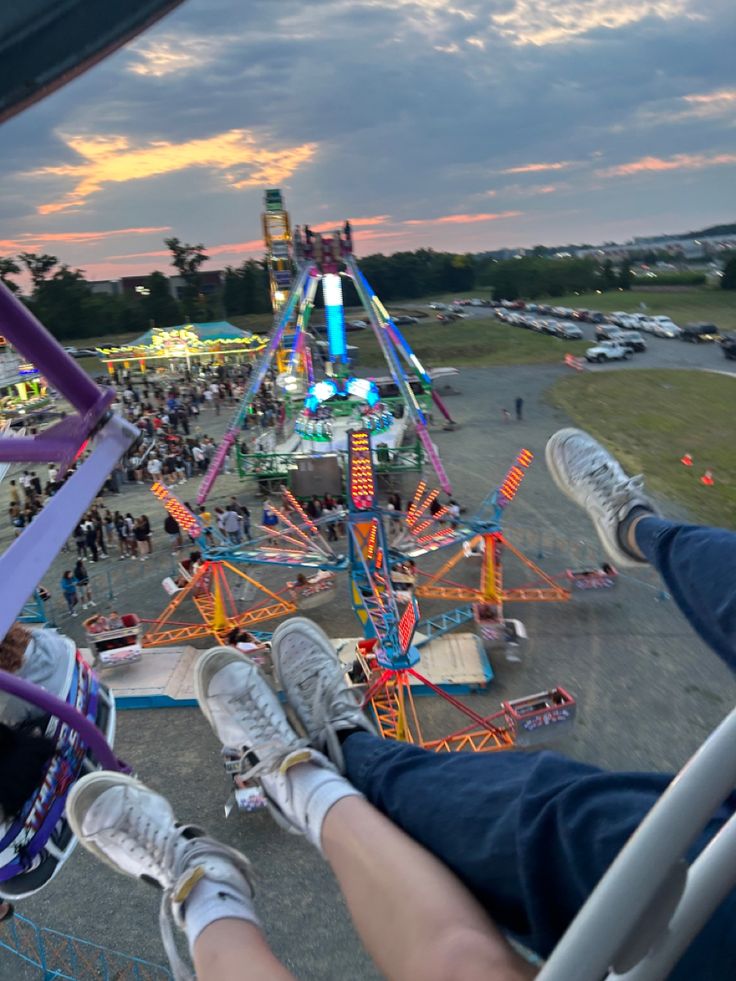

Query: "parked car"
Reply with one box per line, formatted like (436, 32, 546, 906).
(585, 341, 632, 363)
(649, 316, 681, 338)
(620, 331, 647, 352)
(720, 333, 736, 360)
(392, 315, 418, 325)
(595, 324, 625, 341)
(558, 323, 584, 339)
(436, 313, 459, 322)
(64, 346, 98, 358)
(681, 323, 720, 343)
(346, 320, 368, 330)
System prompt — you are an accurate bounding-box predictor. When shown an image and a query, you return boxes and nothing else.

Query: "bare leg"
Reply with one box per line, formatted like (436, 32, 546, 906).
(192, 919, 295, 981)
(322, 795, 535, 981)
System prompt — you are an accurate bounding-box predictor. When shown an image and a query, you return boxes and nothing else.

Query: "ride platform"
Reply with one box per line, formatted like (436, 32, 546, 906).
(84, 632, 492, 710)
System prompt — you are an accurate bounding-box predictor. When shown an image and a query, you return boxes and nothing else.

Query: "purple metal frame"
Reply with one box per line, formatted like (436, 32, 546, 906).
(0, 287, 114, 465)
(0, 670, 127, 772)
(0, 283, 138, 636)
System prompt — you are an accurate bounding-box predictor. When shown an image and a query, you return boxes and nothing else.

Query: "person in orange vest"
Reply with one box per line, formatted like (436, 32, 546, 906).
(680, 453, 693, 467)
(700, 469, 715, 486)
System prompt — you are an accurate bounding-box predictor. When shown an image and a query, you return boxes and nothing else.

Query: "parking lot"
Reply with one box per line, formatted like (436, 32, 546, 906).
(419, 301, 736, 376)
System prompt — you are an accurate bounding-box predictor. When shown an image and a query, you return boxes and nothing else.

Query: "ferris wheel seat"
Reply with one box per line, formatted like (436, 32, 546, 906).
(502, 687, 576, 748)
(0, 655, 116, 899)
(83, 614, 142, 667)
(288, 572, 338, 609)
(566, 565, 618, 589)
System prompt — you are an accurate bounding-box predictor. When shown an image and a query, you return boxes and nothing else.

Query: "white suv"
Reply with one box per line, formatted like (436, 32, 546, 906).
(585, 340, 632, 363)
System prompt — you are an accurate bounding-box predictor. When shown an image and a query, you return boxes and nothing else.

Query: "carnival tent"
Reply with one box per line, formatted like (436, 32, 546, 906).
(96, 321, 267, 372)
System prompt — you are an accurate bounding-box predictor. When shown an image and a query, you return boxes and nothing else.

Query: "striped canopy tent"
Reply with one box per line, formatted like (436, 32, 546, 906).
(95, 322, 267, 373)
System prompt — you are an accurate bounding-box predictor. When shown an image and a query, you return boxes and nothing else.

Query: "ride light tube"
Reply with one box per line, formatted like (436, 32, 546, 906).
(323, 273, 347, 362)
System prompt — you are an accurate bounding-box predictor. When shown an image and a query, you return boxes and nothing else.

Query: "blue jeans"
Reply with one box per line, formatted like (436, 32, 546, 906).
(344, 516, 736, 978)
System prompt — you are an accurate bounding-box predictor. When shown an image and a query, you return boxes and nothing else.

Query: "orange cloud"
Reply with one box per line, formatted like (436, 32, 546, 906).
(0, 226, 170, 251)
(308, 215, 391, 233)
(404, 211, 521, 225)
(33, 129, 318, 214)
(501, 161, 574, 174)
(683, 88, 736, 105)
(127, 38, 215, 78)
(491, 0, 690, 46)
(598, 151, 736, 177)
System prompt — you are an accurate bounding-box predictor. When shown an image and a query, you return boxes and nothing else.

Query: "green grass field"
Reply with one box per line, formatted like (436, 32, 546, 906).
(348, 317, 587, 367)
(548, 369, 736, 527)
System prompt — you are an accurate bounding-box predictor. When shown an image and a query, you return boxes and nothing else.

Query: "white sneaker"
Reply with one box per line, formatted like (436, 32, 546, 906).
(271, 617, 375, 771)
(194, 646, 335, 833)
(545, 428, 657, 567)
(67, 772, 253, 980)
(71, 611, 78, 617)
(90, 600, 97, 607)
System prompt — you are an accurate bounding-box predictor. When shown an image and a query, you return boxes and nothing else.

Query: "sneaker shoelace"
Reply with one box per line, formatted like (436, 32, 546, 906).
(289, 651, 364, 767)
(587, 463, 645, 519)
(219, 684, 308, 782)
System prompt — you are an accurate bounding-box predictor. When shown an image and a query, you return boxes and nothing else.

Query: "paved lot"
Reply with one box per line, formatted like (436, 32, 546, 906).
(6, 362, 736, 978)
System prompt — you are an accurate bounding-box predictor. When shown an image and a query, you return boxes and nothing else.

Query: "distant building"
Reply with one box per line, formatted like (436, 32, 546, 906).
(88, 279, 120, 296)
(119, 270, 224, 299)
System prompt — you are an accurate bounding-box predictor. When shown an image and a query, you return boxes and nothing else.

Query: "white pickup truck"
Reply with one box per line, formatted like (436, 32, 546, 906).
(585, 340, 632, 363)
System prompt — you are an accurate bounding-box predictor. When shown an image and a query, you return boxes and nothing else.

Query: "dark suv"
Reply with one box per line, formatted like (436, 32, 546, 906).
(681, 322, 720, 343)
(720, 333, 736, 360)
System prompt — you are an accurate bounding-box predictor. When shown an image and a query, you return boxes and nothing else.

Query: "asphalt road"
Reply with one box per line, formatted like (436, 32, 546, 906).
(5, 361, 736, 979)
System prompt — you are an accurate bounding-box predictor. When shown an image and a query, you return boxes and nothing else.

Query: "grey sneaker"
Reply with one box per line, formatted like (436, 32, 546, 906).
(67, 772, 253, 981)
(194, 646, 335, 833)
(270, 617, 375, 771)
(545, 428, 657, 567)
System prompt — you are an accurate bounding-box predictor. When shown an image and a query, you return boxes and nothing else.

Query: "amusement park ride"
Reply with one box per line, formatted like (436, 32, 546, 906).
(196, 189, 455, 504)
(0, 8, 732, 980)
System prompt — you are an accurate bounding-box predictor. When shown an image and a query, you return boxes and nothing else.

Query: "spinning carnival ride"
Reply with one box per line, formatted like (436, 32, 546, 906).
(197, 189, 456, 504)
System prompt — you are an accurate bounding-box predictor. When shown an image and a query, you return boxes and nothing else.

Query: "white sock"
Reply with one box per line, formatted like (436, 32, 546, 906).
(261, 756, 362, 853)
(182, 875, 260, 955)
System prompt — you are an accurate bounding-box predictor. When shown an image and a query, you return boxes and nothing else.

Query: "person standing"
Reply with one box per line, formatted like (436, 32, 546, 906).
(515, 396, 524, 421)
(83, 517, 99, 562)
(165, 513, 183, 552)
(222, 506, 242, 545)
(73, 559, 95, 610)
(60, 571, 79, 617)
(134, 517, 149, 560)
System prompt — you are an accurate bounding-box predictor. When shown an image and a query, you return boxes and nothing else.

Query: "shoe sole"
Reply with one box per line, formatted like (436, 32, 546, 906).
(193, 646, 257, 737)
(66, 771, 155, 878)
(545, 428, 643, 568)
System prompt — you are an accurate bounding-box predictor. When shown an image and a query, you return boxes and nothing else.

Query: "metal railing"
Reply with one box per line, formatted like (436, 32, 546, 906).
(235, 440, 425, 482)
(0, 913, 171, 980)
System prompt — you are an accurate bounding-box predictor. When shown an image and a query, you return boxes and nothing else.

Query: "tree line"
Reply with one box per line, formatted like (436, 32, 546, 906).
(0, 241, 727, 343)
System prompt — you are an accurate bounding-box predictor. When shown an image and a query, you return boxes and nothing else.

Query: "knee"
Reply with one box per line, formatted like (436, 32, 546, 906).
(418, 926, 529, 981)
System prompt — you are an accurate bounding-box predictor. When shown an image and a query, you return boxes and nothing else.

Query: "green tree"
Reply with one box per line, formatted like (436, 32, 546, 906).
(720, 254, 736, 290)
(601, 258, 617, 291)
(617, 258, 633, 290)
(32, 265, 92, 339)
(141, 271, 182, 326)
(164, 237, 208, 308)
(18, 252, 57, 292)
(0, 256, 21, 294)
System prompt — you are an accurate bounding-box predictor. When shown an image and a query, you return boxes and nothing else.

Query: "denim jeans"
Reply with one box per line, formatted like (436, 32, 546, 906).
(344, 516, 736, 978)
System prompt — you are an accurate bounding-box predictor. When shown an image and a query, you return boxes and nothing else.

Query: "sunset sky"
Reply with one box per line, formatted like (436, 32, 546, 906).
(0, 0, 734, 282)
